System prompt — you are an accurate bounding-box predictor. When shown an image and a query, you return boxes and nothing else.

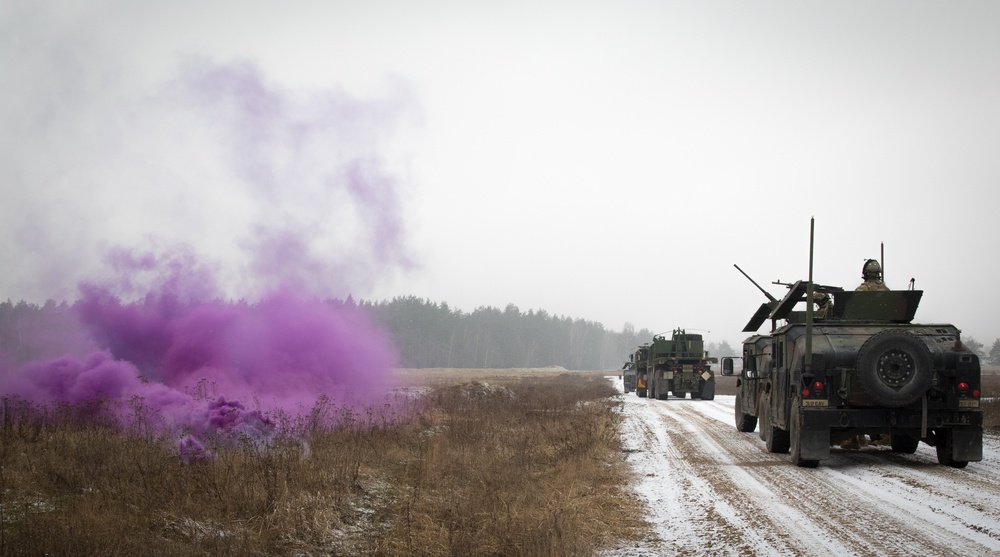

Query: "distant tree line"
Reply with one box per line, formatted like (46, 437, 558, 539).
(356, 296, 738, 370)
(354, 296, 652, 369)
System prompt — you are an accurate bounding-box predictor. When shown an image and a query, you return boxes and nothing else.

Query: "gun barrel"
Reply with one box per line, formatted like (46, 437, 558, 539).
(734, 264, 778, 303)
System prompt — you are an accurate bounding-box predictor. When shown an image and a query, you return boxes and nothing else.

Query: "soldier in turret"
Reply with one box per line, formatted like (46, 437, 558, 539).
(813, 291, 832, 319)
(842, 258, 891, 450)
(855, 259, 889, 291)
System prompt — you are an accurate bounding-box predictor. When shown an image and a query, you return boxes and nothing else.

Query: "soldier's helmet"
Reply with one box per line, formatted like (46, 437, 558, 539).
(862, 259, 882, 281)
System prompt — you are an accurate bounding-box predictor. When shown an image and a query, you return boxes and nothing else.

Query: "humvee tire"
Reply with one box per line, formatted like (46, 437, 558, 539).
(890, 433, 919, 454)
(790, 405, 819, 467)
(735, 388, 757, 432)
(935, 430, 969, 468)
(856, 330, 934, 407)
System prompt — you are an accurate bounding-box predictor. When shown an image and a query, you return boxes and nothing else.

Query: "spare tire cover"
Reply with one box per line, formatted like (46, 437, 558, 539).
(855, 329, 934, 407)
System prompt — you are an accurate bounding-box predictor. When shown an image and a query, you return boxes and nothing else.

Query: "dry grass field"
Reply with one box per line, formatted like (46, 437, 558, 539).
(0, 370, 645, 557)
(980, 365, 1000, 429)
(2, 365, 996, 556)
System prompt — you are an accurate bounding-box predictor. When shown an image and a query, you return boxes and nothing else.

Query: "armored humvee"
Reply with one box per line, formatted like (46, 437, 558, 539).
(646, 329, 717, 400)
(722, 226, 982, 468)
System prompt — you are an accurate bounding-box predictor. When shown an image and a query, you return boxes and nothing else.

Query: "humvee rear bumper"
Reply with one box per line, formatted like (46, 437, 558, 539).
(798, 406, 983, 462)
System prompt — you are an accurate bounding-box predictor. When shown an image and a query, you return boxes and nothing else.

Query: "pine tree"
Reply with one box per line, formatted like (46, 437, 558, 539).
(988, 338, 1000, 366)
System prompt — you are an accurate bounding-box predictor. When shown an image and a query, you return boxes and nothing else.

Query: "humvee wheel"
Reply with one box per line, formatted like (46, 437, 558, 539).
(790, 405, 818, 467)
(890, 434, 920, 454)
(856, 330, 934, 407)
(767, 423, 790, 454)
(758, 393, 769, 441)
(735, 388, 757, 432)
(935, 430, 970, 468)
(763, 394, 790, 453)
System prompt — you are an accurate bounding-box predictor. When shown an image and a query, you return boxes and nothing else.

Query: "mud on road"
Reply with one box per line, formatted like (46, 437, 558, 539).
(603, 380, 1000, 557)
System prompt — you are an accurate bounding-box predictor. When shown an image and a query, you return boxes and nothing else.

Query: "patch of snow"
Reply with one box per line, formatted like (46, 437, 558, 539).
(602, 377, 1000, 556)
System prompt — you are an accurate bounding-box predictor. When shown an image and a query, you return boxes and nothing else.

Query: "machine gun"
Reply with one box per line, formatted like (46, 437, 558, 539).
(733, 264, 777, 302)
(733, 264, 843, 333)
(734, 264, 782, 332)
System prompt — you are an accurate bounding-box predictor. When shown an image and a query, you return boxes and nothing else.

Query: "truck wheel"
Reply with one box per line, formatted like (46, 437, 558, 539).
(856, 330, 934, 407)
(935, 430, 969, 468)
(790, 405, 818, 467)
(889, 433, 919, 454)
(700, 381, 715, 401)
(735, 388, 757, 432)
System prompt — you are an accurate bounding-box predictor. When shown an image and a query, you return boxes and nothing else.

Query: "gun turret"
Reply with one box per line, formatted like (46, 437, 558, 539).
(734, 264, 777, 302)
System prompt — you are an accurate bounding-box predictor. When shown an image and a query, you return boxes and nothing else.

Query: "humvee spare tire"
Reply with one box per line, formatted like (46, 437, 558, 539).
(856, 329, 933, 407)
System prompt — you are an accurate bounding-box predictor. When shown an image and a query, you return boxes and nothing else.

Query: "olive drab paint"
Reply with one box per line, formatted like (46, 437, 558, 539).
(723, 221, 983, 468)
(630, 329, 717, 401)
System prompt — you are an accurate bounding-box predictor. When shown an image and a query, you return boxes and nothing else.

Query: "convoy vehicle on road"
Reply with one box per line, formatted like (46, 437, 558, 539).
(632, 345, 649, 398)
(621, 361, 637, 393)
(626, 330, 717, 401)
(646, 329, 716, 400)
(722, 221, 982, 468)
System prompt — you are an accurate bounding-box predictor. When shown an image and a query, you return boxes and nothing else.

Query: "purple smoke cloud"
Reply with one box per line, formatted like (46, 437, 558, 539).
(0, 57, 416, 458)
(1, 277, 399, 460)
(168, 58, 418, 298)
(107, 280, 392, 401)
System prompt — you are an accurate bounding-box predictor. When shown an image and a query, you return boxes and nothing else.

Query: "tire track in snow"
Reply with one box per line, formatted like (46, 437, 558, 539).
(619, 395, 838, 556)
(649, 398, 858, 556)
(609, 381, 1000, 556)
(662, 397, 1000, 556)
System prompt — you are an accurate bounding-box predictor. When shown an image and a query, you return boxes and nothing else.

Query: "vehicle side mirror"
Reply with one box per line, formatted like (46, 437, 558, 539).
(721, 357, 734, 376)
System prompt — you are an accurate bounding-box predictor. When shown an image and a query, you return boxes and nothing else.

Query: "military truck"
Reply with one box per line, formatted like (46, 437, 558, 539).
(646, 329, 717, 400)
(722, 223, 982, 468)
(633, 345, 650, 398)
(621, 360, 637, 393)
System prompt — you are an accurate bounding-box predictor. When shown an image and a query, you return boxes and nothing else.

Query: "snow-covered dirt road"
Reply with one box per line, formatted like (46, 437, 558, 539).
(605, 380, 1000, 557)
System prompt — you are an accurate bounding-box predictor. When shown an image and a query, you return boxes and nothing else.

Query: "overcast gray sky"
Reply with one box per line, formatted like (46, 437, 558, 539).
(2, 0, 999, 349)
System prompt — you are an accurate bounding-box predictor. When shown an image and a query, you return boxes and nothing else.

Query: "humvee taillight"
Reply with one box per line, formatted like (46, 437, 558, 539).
(958, 382, 981, 397)
(802, 381, 825, 398)
(957, 381, 980, 399)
